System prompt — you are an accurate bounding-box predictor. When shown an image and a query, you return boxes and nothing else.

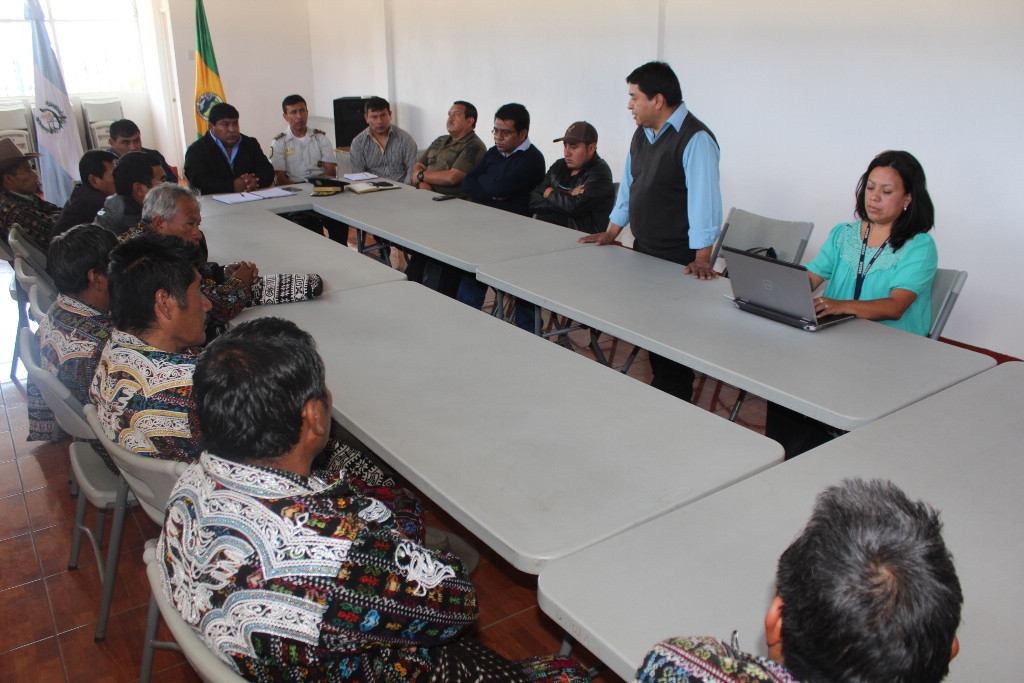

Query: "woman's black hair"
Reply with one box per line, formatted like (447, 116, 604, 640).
(855, 150, 934, 251)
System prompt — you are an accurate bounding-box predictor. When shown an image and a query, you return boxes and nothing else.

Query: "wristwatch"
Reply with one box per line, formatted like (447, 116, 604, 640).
(417, 170, 424, 183)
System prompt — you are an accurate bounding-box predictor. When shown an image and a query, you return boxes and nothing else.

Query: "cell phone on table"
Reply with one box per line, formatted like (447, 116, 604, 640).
(432, 194, 458, 201)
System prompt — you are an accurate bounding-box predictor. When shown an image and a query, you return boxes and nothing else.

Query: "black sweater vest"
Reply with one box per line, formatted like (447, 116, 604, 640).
(628, 112, 717, 265)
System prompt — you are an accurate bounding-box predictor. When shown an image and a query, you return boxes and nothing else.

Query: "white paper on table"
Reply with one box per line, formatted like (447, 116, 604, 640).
(211, 192, 265, 204)
(250, 187, 301, 198)
(343, 172, 378, 181)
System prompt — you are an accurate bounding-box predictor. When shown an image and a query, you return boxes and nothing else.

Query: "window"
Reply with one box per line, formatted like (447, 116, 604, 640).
(0, 0, 146, 98)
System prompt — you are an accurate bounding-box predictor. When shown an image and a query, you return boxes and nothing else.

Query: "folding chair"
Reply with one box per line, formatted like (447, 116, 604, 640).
(929, 269, 968, 339)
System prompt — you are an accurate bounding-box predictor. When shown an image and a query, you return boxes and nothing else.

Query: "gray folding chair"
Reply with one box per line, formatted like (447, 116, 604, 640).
(710, 207, 814, 268)
(141, 541, 248, 683)
(9, 226, 50, 276)
(1, 235, 24, 381)
(929, 268, 968, 340)
(18, 327, 134, 642)
(28, 283, 54, 324)
(83, 403, 187, 641)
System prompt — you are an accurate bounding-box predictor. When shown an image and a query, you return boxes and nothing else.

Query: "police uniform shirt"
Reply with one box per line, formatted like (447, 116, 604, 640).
(270, 128, 337, 182)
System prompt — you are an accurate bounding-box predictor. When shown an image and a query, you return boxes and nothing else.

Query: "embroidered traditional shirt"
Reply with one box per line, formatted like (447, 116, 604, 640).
(634, 637, 799, 683)
(0, 187, 61, 250)
(159, 452, 478, 682)
(27, 295, 113, 441)
(90, 329, 202, 462)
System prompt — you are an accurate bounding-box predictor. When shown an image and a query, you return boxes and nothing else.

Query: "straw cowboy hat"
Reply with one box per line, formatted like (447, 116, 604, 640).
(0, 137, 42, 173)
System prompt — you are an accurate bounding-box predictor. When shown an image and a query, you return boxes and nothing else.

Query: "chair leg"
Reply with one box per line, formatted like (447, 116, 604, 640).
(93, 507, 107, 549)
(620, 344, 641, 373)
(94, 477, 129, 642)
(67, 488, 89, 569)
(729, 390, 748, 422)
(558, 633, 575, 657)
(11, 281, 27, 382)
(139, 591, 161, 683)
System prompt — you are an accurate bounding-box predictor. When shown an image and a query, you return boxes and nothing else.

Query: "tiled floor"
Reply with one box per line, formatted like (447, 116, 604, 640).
(0, 256, 766, 683)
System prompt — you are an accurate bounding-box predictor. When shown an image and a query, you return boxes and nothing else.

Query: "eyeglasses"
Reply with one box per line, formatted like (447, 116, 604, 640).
(492, 127, 518, 138)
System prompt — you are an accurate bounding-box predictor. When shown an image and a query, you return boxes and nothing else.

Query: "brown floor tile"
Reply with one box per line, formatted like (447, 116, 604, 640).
(35, 513, 146, 579)
(0, 533, 41, 590)
(0, 492, 30, 540)
(46, 542, 151, 634)
(0, 636, 65, 683)
(25, 482, 80, 530)
(17, 446, 71, 492)
(475, 606, 564, 660)
(146, 662, 203, 683)
(12, 427, 47, 459)
(0, 459, 21, 497)
(59, 603, 187, 683)
(0, 431, 15, 464)
(6, 405, 28, 431)
(0, 381, 25, 407)
(0, 579, 55, 652)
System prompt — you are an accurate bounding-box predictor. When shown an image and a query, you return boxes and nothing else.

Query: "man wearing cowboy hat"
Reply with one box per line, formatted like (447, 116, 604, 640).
(528, 121, 615, 235)
(0, 137, 61, 251)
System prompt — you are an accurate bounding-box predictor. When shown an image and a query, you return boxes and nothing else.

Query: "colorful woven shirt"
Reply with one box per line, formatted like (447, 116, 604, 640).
(27, 295, 113, 441)
(0, 187, 61, 250)
(634, 637, 799, 683)
(159, 452, 479, 682)
(90, 329, 202, 462)
(122, 222, 251, 325)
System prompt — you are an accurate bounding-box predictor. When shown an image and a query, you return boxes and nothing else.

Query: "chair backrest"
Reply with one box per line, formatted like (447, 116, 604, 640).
(80, 97, 123, 131)
(84, 404, 189, 524)
(0, 102, 33, 139)
(14, 257, 57, 303)
(18, 326, 95, 440)
(87, 121, 113, 150)
(143, 544, 250, 683)
(0, 129, 34, 155)
(0, 231, 15, 263)
(929, 268, 967, 340)
(710, 207, 814, 267)
(28, 284, 54, 324)
(9, 226, 49, 274)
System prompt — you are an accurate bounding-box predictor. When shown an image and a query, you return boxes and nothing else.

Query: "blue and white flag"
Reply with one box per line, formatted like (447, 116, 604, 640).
(25, 0, 82, 206)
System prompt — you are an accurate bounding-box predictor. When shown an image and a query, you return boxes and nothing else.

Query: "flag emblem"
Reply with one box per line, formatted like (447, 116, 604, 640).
(34, 100, 68, 135)
(195, 92, 224, 122)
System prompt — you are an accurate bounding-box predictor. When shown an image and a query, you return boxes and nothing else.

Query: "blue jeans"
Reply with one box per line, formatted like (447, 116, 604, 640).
(457, 276, 535, 332)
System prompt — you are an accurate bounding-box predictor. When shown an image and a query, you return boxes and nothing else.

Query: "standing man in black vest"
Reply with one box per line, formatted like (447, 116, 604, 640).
(580, 61, 722, 403)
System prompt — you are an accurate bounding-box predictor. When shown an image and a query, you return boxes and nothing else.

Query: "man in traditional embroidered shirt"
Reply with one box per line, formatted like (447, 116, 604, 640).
(90, 234, 211, 461)
(0, 136, 60, 250)
(160, 317, 479, 681)
(348, 96, 418, 184)
(634, 479, 963, 683)
(580, 61, 722, 403)
(27, 224, 118, 441)
(128, 183, 323, 329)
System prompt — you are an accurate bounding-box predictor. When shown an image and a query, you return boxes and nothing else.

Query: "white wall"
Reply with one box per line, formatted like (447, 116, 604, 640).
(162, 0, 1024, 356)
(165, 0, 315, 157)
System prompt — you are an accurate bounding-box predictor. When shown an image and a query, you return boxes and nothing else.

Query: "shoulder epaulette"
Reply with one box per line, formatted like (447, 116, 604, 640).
(273, 132, 286, 141)
(312, 128, 326, 136)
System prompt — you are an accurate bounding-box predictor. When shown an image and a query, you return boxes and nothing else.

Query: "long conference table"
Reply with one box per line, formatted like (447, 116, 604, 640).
(536, 361, 1024, 681)
(228, 282, 782, 573)
(205, 184, 994, 432)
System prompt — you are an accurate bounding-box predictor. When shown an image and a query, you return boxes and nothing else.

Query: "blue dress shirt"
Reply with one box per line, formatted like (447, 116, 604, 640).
(212, 135, 239, 169)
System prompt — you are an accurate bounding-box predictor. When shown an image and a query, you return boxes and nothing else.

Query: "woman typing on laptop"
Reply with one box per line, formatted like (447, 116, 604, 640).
(767, 150, 938, 457)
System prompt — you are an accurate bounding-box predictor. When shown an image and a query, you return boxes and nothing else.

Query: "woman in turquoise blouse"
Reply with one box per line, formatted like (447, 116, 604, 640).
(768, 151, 938, 458)
(806, 150, 938, 336)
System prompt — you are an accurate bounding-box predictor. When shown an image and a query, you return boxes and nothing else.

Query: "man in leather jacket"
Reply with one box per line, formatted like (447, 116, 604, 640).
(528, 121, 615, 234)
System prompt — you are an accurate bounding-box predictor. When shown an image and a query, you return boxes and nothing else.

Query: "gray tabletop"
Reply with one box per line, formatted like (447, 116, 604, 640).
(231, 281, 782, 573)
(310, 183, 586, 270)
(537, 361, 1022, 681)
(200, 203, 406, 294)
(477, 245, 995, 430)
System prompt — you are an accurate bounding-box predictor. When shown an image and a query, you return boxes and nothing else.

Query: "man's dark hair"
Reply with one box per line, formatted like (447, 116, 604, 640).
(626, 61, 683, 107)
(78, 150, 117, 186)
(107, 234, 199, 334)
(281, 94, 306, 113)
(113, 151, 160, 197)
(454, 100, 478, 128)
(2, 160, 27, 179)
(47, 224, 118, 295)
(494, 103, 529, 132)
(207, 102, 240, 126)
(108, 119, 140, 141)
(855, 150, 935, 251)
(194, 317, 328, 462)
(364, 96, 390, 114)
(776, 478, 963, 683)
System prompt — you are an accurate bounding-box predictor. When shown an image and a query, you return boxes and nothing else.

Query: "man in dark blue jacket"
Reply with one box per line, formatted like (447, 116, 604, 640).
(458, 103, 545, 327)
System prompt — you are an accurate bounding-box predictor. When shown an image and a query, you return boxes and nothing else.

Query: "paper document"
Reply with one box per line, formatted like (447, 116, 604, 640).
(343, 172, 378, 181)
(250, 187, 300, 198)
(211, 192, 265, 204)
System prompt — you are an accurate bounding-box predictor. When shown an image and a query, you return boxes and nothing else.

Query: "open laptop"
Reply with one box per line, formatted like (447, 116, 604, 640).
(722, 246, 855, 332)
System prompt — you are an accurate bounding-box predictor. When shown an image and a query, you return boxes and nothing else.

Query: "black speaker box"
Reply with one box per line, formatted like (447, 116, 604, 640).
(333, 97, 371, 147)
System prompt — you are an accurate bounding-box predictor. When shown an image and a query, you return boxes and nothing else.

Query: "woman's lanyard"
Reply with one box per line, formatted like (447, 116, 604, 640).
(854, 224, 890, 300)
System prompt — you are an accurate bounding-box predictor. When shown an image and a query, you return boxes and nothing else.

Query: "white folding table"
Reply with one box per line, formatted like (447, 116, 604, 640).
(537, 362, 1023, 681)
(231, 281, 783, 573)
